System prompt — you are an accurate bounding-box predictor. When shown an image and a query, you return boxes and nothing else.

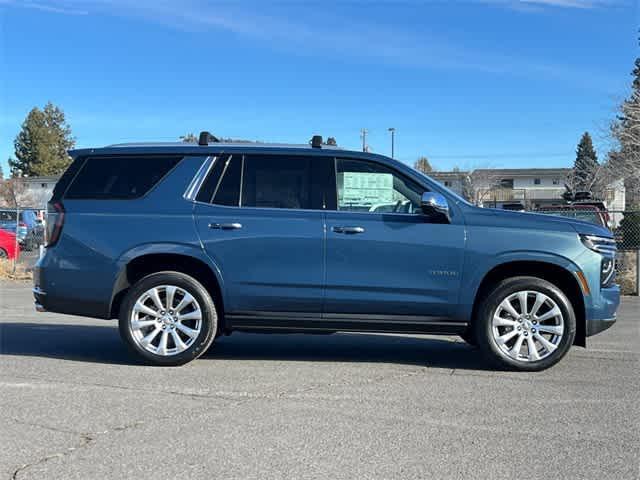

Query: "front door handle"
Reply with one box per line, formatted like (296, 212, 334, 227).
(209, 222, 243, 230)
(332, 226, 365, 234)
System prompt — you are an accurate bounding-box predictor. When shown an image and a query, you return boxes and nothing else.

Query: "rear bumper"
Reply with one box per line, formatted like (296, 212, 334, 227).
(33, 256, 112, 319)
(33, 286, 47, 312)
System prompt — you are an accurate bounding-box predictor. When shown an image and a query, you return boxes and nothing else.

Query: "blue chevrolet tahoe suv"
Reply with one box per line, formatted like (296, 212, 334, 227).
(33, 133, 620, 370)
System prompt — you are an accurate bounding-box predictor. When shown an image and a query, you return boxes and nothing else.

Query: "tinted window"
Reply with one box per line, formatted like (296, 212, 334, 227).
(213, 155, 242, 206)
(195, 155, 228, 203)
(65, 156, 181, 199)
(50, 156, 86, 202)
(336, 158, 424, 214)
(241, 155, 313, 210)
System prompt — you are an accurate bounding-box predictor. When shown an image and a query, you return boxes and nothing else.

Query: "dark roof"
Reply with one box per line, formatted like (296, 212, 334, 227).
(472, 168, 570, 176)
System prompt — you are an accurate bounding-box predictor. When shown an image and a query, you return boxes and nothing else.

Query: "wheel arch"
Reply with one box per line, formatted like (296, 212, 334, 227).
(109, 247, 225, 327)
(470, 260, 586, 347)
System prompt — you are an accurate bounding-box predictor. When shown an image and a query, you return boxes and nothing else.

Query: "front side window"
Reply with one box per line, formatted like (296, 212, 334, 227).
(336, 158, 424, 214)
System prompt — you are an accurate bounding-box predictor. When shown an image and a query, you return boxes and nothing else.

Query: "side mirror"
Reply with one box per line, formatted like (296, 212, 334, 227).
(421, 192, 450, 222)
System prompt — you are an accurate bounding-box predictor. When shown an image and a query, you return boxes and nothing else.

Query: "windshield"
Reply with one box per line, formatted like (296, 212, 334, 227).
(0, 211, 18, 223)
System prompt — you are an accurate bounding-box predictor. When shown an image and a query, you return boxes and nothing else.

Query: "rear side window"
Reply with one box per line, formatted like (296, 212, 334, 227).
(65, 156, 182, 199)
(241, 155, 312, 209)
(213, 156, 242, 206)
(50, 156, 86, 202)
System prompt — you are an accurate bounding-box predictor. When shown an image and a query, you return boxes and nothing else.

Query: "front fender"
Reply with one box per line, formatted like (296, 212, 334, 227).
(457, 249, 582, 320)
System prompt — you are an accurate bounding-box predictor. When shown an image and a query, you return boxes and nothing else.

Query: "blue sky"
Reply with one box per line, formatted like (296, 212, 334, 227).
(0, 0, 637, 174)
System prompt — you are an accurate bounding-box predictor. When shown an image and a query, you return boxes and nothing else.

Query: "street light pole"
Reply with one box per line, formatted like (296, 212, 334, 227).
(360, 128, 368, 152)
(388, 127, 396, 159)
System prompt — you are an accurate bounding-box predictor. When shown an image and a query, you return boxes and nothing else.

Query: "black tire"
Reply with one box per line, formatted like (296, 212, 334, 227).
(0, 248, 7, 259)
(119, 271, 218, 366)
(474, 276, 576, 371)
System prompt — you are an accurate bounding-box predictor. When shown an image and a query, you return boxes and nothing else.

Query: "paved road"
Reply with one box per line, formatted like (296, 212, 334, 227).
(1, 281, 638, 480)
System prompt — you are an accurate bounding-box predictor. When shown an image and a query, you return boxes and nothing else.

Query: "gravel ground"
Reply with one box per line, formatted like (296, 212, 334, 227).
(1, 281, 638, 480)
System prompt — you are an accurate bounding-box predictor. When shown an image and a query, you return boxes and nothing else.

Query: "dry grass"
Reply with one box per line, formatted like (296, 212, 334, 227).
(0, 259, 33, 281)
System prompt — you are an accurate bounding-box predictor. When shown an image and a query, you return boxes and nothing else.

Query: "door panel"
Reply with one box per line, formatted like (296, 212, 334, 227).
(195, 204, 324, 313)
(324, 211, 465, 317)
(193, 153, 327, 316)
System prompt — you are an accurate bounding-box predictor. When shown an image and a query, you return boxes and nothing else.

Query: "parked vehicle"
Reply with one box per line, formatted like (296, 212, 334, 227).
(501, 203, 525, 212)
(0, 229, 20, 260)
(0, 209, 45, 250)
(536, 205, 609, 229)
(34, 133, 620, 370)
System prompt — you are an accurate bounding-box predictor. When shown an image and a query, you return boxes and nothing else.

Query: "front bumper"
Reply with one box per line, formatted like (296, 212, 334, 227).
(585, 284, 620, 337)
(586, 316, 616, 336)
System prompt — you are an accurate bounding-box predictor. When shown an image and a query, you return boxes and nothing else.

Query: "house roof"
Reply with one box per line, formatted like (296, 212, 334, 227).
(472, 168, 570, 177)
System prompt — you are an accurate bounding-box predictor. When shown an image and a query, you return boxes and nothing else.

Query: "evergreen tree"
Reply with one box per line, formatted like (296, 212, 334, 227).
(573, 132, 598, 192)
(414, 156, 432, 174)
(325, 137, 337, 146)
(607, 37, 640, 206)
(9, 102, 75, 177)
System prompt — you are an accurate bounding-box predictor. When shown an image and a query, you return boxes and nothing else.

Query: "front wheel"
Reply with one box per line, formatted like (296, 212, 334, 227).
(474, 276, 576, 371)
(119, 272, 218, 366)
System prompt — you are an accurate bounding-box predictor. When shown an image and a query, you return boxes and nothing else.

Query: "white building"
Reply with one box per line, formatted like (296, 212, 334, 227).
(430, 168, 626, 214)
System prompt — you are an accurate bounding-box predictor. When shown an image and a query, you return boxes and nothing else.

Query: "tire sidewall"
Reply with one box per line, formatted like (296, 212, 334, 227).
(475, 277, 576, 371)
(119, 272, 218, 366)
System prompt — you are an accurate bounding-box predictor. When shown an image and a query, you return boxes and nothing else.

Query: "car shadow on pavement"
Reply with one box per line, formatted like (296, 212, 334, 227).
(0, 322, 494, 370)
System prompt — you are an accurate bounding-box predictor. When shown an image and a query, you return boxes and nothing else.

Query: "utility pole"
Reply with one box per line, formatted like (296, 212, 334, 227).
(360, 128, 368, 152)
(388, 127, 396, 159)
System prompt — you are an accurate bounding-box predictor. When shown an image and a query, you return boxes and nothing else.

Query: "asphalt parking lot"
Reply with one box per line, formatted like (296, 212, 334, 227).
(0, 281, 638, 480)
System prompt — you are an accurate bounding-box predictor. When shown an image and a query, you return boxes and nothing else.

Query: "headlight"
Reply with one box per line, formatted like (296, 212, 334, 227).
(600, 257, 616, 287)
(580, 234, 616, 255)
(579, 235, 617, 287)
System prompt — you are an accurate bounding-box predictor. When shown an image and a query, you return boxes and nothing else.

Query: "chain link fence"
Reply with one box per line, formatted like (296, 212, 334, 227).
(610, 210, 640, 296)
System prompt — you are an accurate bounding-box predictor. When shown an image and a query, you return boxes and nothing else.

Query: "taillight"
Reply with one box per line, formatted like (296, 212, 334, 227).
(47, 202, 65, 247)
(19, 222, 27, 228)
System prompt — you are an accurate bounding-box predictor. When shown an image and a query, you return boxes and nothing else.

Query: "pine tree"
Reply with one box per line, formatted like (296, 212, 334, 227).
(325, 137, 337, 146)
(180, 133, 197, 143)
(9, 102, 75, 177)
(414, 156, 432, 174)
(573, 132, 599, 192)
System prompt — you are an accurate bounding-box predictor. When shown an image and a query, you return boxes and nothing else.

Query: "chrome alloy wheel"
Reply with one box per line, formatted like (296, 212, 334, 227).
(129, 285, 203, 356)
(491, 290, 564, 362)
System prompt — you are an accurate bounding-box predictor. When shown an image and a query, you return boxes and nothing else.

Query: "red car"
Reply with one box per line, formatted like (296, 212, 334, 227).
(0, 229, 20, 260)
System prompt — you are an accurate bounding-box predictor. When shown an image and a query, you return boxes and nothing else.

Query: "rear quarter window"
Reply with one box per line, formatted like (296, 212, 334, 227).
(64, 156, 182, 199)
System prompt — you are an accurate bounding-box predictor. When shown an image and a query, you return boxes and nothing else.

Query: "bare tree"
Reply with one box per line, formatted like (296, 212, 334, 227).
(467, 169, 506, 206)
(0, 178, 37, 208)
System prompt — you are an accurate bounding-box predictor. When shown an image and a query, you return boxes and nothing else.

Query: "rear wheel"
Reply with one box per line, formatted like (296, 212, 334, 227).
(119, 271, 218, 366)
(474, 276, 576, 371)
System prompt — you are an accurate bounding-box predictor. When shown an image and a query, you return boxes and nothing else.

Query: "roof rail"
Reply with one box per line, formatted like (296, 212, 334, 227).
(198, 131, 220, 146)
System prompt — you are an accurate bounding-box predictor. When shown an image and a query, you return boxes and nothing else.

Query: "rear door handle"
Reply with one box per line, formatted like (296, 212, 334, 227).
(208, 222, 243, 230)
(332, 226, 365, 234)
